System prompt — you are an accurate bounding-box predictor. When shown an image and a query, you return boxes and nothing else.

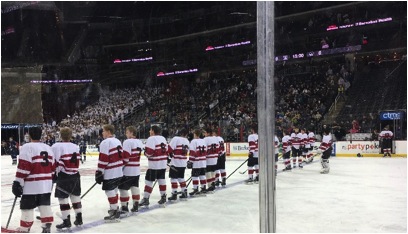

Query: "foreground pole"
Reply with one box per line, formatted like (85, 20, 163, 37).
(257, 1, 276, 233)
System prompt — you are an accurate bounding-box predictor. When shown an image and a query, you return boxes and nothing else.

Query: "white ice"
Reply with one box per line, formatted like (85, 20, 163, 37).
(1, 155, 406, 233)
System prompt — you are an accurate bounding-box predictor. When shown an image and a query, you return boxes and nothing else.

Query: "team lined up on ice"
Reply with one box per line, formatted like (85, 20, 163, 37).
(245, 126, 333, 186)
(9, 123, 394, 233)
(10, 124, 229, 232)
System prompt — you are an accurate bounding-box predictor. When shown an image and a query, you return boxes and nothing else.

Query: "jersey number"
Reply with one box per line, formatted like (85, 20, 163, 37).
(181, 145, 189, 156)
(40, 151, 50, 167)
(117, 146, 123, 158)
(70, 152, 78, 166)
(160, 143, 167, 153)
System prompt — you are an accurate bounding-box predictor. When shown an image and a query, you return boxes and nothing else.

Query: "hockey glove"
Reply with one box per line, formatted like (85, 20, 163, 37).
(248, 152, 254, 158)
(95, 171, 104, 184)
(187, 161, 193, 169)
(12, 181, 23, 197)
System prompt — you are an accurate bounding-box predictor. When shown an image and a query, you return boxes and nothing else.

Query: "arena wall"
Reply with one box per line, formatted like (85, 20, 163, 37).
(83, 141, 407, 157)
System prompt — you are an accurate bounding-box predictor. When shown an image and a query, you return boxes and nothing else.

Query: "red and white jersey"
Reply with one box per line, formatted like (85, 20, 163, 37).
(122, 138, 144, 176)
(189, 139, 207, 168)
(282, 135, 292, 153)
(218, 136, 225, 154)
(319, 134, 333, 152)
(301, 133, 309, 148)
(144, 135, 168, 170)
(15, 142, 55, 195)
(98, 137, 124, 180)
(290, 133, 301, 149)
(204, 136, 219, 166)
(308, 132, 315, 147)
(379, 130, 393, 140)
(274, 136, 280, 155)
(52, 142, 81, 175)
(168, 136, 190, 168)
(248, 133, 259, 158)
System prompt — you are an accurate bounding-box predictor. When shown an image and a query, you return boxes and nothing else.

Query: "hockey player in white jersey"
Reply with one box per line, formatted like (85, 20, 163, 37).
(214, 129, 227, 187)
(118, 126, 144, 214)
(188, 129, 208, 196)
(203, 127, 219, 192)
(52, 127, 83, 230)
(282, 130, 292, 171)
(306, 128, 316, 163)
(379, 126, 393, 157)
(167, 128, 190, 201)
(12, 127, 55, 233)
(139, 125, 168, 208)
(95, 124, 124, 222)
(300, 128, 308, 167)
(274, 134, 280, 176)
(319, 129, 333, 174)
(246, 124, 259, 184)
(290, 128, 303, 168)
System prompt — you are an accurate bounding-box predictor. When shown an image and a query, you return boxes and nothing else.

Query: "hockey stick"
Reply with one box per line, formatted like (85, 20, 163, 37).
(167, 164, 178, 172)
(239, 169, 248, 174)
(175, 176, 192, 194)
(6, 197, 17, 228)
(185, 176, 192, 188)
(226, 158, 249, 180)
(81, 182, 98, 199)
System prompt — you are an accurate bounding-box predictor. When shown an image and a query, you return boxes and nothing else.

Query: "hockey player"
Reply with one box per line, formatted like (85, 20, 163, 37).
(139, 125, 168, 208)
(319, 129, 333, 174)
(79, 138, 87, 163)
(274, 134, 280, 176)
(167, 128, 190, 201)
(118, 126, 144, 214)
(300, 128, 309, 167)
(8, 137, 19, 165)
(306, 128, 316, 163)
(282, 130, 292, 171)
(203, 127, 219, 192)
(214, 130, 227, 187)
(379, 126, 393, 157)
(52, 127, 83, 230)
(95, 124, 124, 222)
(246, 124, 259, 184)
(188, 129, 207, 196)
(12, 127, 55, 233)
(290, 128, 302, 168)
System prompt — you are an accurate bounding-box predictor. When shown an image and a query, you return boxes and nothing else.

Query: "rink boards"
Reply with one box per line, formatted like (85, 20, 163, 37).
(81, 140, 407, 157)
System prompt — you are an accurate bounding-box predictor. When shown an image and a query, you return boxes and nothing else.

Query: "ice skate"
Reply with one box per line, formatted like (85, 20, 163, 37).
(56, 215, 71, 232)
(189, 188, 201, 197)
(42, 223, 52, 233)
(104, 208, 120, 223)
(200, 186, 208, 195)
(320, 159, 330, 174)
(118, 203, 130, 218)
(73, 213, 83, 226)
(253, 176, 259, 184)
(221, 178, 226, 187)
(245, 178, 254, 185)
(130, 201, 139, 213)
(167, 192, 178, 202)
(158, 194, 167, 207)
(139, 198, 150, 209)
(282, 165, 292, 171)
(215, 180, 221, 187)
(179, 189, 188, 200)
(206, 183, 215, 193)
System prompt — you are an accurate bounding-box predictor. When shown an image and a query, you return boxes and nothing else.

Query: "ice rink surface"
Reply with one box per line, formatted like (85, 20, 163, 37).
(1, 155, 406, 233)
